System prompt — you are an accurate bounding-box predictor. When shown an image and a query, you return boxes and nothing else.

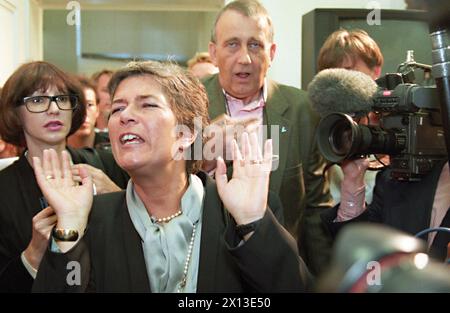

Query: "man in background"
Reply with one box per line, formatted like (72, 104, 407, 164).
(91, 69, 113, 147)
(91, 69, 113, 131)
(203, 0, 333, 275)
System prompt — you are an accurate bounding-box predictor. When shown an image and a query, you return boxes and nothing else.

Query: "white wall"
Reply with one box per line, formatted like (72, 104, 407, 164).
(0, 0, 42, 86)
(260, 0, 406, 89)
(0, 0, 18, 86)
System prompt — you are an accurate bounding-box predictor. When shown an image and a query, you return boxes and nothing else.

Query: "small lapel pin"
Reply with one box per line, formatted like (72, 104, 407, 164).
(281, 126, 287, 133)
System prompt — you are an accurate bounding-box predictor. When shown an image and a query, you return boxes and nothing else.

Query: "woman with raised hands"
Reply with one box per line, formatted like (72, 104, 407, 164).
(32, 61, 311, 293)
(0, 61, 128, 292)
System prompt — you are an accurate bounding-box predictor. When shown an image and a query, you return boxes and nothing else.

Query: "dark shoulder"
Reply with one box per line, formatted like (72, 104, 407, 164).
(90, 191, 126, 224)
(270, 80, 320, 123)
(69, 147, 104, 168)
(0, 160, 19, 180)
(201, 74, 222, 98)
(270, 81, 308, 103)
(196, 171, 218, 199)
(201, 74, 217, 88)
(0, 158, 23, 189)
(375, 160, 444, 190)
(0, 164, 18, 205)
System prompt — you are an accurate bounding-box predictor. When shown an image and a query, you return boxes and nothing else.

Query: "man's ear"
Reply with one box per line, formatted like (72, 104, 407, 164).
(209, 42, 218, 67)
(269, 43, 277, 63)
(372, 66, 382, 80)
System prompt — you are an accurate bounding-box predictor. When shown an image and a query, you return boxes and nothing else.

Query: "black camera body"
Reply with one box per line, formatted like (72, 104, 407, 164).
(317, 77, 447, 181)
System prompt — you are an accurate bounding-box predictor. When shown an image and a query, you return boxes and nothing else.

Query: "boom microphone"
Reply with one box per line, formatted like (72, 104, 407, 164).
(308, 68, 378, 117)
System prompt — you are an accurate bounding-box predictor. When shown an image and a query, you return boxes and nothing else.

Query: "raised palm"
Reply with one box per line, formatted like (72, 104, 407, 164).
(33, 149, 93, 230)
(216, 132, 273, 225)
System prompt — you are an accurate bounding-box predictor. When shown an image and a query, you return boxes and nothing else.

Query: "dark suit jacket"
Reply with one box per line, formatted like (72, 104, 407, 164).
(321, 161, 450, 261)
(0, 147, 129, 292)
(202, 74, 333, 274)
(32, 172, 312, 292)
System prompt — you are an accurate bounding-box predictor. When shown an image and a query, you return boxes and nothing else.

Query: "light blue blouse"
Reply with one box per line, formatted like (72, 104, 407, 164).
(126, 174, 204, 293)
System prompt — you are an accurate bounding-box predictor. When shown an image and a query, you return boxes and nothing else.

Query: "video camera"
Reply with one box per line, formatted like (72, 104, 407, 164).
(316, 59, 447, 181)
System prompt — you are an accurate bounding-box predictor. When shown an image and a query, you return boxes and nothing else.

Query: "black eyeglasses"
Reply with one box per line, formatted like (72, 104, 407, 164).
(22, 95, 78, 113)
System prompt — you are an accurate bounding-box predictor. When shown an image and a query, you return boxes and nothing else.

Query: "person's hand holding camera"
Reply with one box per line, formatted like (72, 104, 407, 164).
(337, 157, 370, 222)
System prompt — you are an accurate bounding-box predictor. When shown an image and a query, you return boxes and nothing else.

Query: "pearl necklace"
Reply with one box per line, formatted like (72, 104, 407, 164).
(152, 209, 182, 223)
(177, 223, 197, 293)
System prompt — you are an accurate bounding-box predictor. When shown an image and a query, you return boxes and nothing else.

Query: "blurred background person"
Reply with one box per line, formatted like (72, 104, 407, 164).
(91, 69, 113, 144)
(316, 28, 385, 205)
(0, 135, 20, 171)
(404, 0, 428, 10)
(67, 76, 100, 149)
(0, 136, 20, 159)
(0, 87, 22, 170)
(0, 61, 128, 292)
(318, 29, 383, 80)
(187, 52, 219, 79)
(318, 224, 450, 292)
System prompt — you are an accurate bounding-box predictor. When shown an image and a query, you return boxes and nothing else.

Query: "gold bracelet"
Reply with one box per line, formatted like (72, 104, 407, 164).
(52, 227, 79, 241)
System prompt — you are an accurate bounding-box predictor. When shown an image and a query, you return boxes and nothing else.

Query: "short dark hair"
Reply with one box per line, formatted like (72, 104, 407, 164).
(211, 0, 274, 43)
(317, 29, 384, 72)
(0, 61, 86, 147)
(108, 61, 210, 174)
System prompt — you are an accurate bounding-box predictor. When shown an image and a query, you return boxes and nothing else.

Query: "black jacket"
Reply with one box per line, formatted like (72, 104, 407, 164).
(33, 172, 312, 292)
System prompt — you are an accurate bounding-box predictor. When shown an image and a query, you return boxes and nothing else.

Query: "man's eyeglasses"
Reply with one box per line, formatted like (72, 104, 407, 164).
(22, 95, 78, 113)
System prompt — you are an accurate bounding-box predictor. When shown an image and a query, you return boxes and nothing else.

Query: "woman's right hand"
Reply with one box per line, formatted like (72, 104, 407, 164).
(32, 149, 93, 236)
(23, 206, 57, 270)
(340, 157, 370, 189)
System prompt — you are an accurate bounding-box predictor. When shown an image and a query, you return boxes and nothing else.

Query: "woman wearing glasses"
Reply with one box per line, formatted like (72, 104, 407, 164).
(0, 61, 128, 292)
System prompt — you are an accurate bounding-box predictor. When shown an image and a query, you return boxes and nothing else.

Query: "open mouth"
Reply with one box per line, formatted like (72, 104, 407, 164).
(120, 133, 145, 145)
(235, 72, 251, 79)
(44, 121, 63, 130)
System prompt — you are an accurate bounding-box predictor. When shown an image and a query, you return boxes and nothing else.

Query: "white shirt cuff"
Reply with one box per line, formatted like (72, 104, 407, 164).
(20, 251, 37, 279)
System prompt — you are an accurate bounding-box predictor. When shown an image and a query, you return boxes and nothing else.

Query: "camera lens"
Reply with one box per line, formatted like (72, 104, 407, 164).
(317, 113, 359, 163)
(329, 120, 353, 156)
(317, 113, 405, 163)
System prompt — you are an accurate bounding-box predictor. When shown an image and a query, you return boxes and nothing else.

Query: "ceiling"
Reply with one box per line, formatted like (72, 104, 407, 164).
(38, 0, 224, 11)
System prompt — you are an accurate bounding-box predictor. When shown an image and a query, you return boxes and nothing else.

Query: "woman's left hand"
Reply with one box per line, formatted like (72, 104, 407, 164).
(215, 132, 273, 225)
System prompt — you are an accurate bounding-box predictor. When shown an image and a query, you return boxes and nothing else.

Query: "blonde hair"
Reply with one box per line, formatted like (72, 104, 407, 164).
(187, 52, 214, 70)
(317, 29, 383, 72)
